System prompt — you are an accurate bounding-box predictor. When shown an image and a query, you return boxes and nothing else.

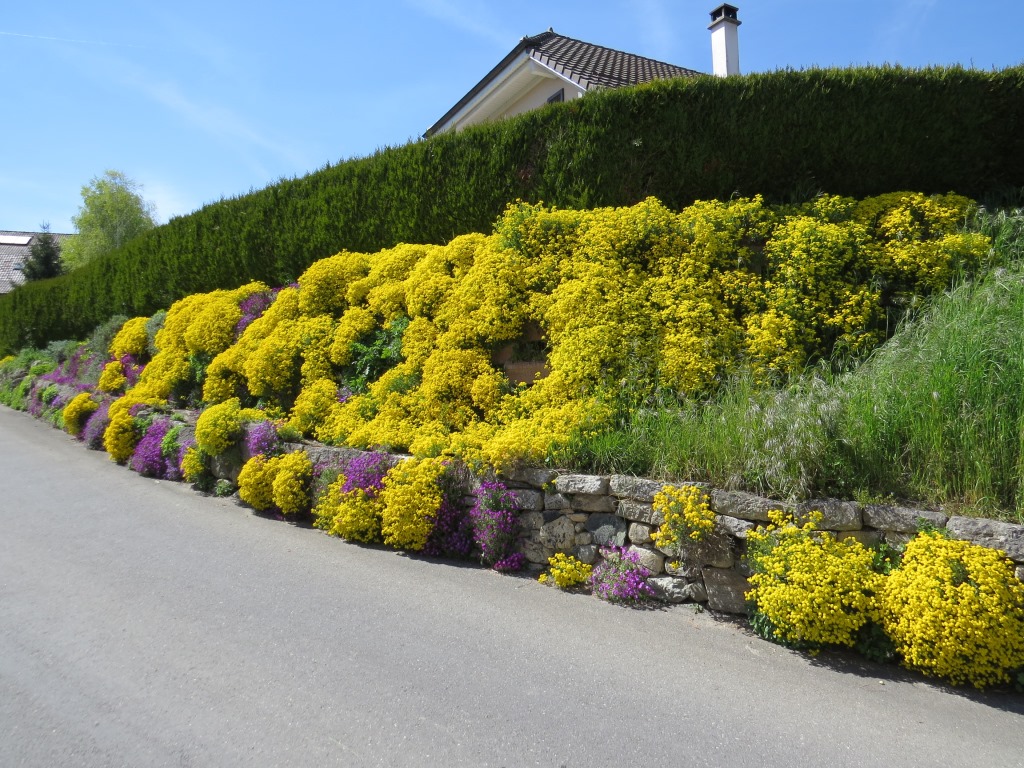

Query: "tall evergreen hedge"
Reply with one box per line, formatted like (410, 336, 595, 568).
(4, 65, 1023, 354)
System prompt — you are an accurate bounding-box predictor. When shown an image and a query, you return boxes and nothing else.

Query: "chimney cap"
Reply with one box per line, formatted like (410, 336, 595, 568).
(709, 4, 741, 28)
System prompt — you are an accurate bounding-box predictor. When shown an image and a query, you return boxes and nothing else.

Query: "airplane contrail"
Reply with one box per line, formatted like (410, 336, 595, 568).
(0, 30, 147, 48)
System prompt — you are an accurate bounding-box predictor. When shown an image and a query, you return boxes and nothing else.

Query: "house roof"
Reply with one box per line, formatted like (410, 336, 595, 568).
(0, 230, 73, 294)
(425, 30, 702, 137)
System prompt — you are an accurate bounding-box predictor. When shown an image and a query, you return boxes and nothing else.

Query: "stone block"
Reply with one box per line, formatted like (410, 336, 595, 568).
(575, 532, 593, 547)
(627, 546, 665, 575)
(837, 530, 882, 548)
(521, 538, 552, 565)
(518, 511, 544, 531)
(665, 561, 702, 579)
(544, 492, 571, 510)
(570, 493, 617, 513)
(710, 490, 790, 522)
(576, 544, 598, 564)
(946, 516, 1024, 563)
(703, 568, 751, 615)
(512, 489, 545, 512)
(715, 515, 754, 540)
(862, 505, 948, 534)
(585, 513, 628, 547)
(568, 512, 590, 523)
(883, 531, 914, 547)
(505, 466, 558, 488)
(628, 522, 652, 545)
(647, 576, 706, 604)
(678, 530, 734, 569)
(210, 446, 243, 483)
(608, 475, 666, 503)
(616, 499, 664, 527)
(554, 474, 609, 495)
(796, 499, 863, 531)
(1016, 565, 1024, 583)
(539, 515, 576, 550)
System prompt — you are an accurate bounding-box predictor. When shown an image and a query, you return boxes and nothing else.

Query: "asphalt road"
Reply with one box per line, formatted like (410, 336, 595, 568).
(1, 405, 1022, 768)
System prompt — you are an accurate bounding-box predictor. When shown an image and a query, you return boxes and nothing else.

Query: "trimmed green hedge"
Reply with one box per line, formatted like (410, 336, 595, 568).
(4, 65, 1023, 354)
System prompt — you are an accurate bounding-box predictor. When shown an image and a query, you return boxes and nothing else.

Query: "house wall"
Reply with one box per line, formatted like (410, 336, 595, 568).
(497, 77, 585, 121)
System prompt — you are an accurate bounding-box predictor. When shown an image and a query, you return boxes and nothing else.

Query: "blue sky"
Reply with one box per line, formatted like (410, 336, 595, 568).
(3, 0, 1023, 234)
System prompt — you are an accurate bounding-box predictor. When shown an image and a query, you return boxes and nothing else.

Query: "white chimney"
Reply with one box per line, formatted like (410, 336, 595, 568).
(709, 4, 741, 77)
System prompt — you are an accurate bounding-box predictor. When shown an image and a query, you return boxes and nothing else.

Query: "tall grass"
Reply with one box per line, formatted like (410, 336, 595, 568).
(564, 208, 1024, 522)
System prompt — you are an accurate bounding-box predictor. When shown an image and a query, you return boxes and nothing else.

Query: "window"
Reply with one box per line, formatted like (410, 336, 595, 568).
(547, 88, 564, 104)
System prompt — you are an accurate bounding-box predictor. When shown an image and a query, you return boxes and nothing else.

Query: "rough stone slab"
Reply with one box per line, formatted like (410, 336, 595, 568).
(862, 505, 948, 534)
(665, 561, 702, 579)
(627, 546, 665, 575)
(678, 531, 734, 569)
(518, 511, 544, 531)
(609, 476, 665, 503)
(1016, 565, 1024, 583)
(837, 530, 882, 548)
(946, 516, 1024, 563)
(616, 499, 664, 527)
(210, 446, 242, 483)
(796, 499, 863, 531)
(575, 532, 593, 546)
(710, 490, 790, 523)
(883, 531, 914, 547)
(647, 576, 708, 603)
(291, 443, 365, 472)
(539, 515, 576, 550)
(715, 515, 754, 540)
(585, 513, 628, 547)
(568, 512, 589, 523)
(512, 489, 545, 512)
(570, 493, 617, 513)
(554, 474, 609, 495)
(521, 538, 552, 565)
(575, 544, 598, 564)
(703, 568, 750, 615)
(505, 466, 558, 488)
(628, 522, 652, 545)
(544, 492, 571, 510)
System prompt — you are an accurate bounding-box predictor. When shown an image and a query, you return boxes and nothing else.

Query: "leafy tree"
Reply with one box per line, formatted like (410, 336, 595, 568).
(19, 223, 64, 281)
(62, 170, 157, 270)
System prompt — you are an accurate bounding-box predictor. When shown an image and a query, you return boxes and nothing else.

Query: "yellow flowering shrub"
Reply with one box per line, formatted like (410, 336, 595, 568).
(651, 484, 716, 549)
(539, 553, 593, 589)
(297, 250, 370, 316)
(881, 531, 1024, 688)
(108, 316, 150, 359)
(237, 454, 277, 510)
(378, 457, 446, 551)
(194, 397, 265, 455)
(97, 360, 128, 393)
(181, 445, 207, 483)
(102, 397, 140, 463)
(62, 392, 99, 436)
(271, 450, 313, 515)
(332, 487, 386, 543)
(746, 511, 884, 649)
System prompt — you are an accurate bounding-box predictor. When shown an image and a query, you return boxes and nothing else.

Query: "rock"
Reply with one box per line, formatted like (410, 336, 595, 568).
(544, 492, 571, 510)
(608, 475, 666, 503)
(836, 530, 882, 548)
(568, 512, 590, 523)
(1016, 566, 1024, 583)
(554, 474, 609, 495)
(575, 532, 593, 546)
(678, 530, 734, 569)
(627, 546, 665, 575)
(946, 517, 1024, 563)
(210, 446, 243, 483)
(570, 493, 617, 513)
(647, 576, 707, 603)
(512, 489, 545, 512)
(715, 515, 754, 539)
(585, 514, 628, 547)
(521, 538, 552, 565)
(505, 466, 558, 487)
(518, 511, 544, 531)
(883, 531, 914, 547)
(539, 515, 576, 550)
(665, 561, 702, 579)
(710, 490, 791, 523)
(575, 544, 598, 564)
(703, 568, 751, 615)
(628, 522, 652, 545)
(862, 505, 948, 534)
(616, 499, 664, 527)
(796, 499, 862, 531)
(296, 444, 365, 471)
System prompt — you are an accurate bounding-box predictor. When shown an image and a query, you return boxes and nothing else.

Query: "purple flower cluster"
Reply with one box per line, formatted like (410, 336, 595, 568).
(342, 452, 393, 497)
(589, 546, 655, 605)
(39, 346, 94, 390)
(492, 552, 527, 572)
(120, 354, 144, 388)
(130, 419, 173, 478)
(425, 497, 474, 559)
(235, 290, 278, 337)
(80, 400, 111, 450)
(469, 480, 520, 568)
(244, 419, 280, 457)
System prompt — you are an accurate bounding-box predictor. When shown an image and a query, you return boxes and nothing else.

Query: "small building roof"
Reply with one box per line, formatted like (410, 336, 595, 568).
(425, 30, 702, 137)
(0, 230, 73, 294)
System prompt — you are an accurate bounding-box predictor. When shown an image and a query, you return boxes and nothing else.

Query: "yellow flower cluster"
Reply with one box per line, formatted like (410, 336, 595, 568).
(377, 456, 447, 551)
(181, 445, 207, 483)
(539, 553, 593, 589)
(651, 484, 716, 549)
(108, 316, 150, 359)
(316, 477, 386, 544)
(62, 392, 99, 436)
(880, 532, 1024, 688)
(746, 512, 883, 648)
(97, 360, 128, 393)
(237, 450, 313, 515)
(193, 397, 265, 456)
(102, 397, 141, 463)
